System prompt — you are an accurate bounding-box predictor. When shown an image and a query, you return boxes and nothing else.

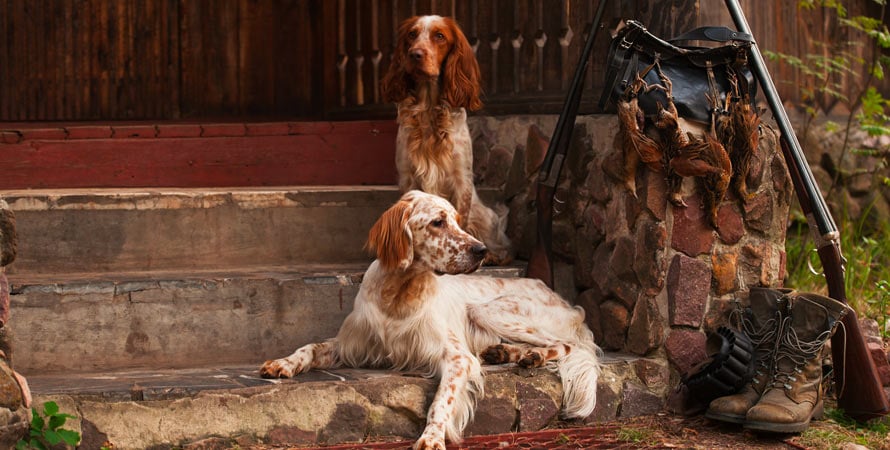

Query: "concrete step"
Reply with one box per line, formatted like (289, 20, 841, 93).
(3, 186, 507, 276)
(9, 264, 525, 375)
(29, 354, 669, 449)
(2, 186, 404, 276)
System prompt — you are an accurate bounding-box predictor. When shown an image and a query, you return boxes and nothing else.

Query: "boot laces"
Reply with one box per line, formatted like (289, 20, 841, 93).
(769, 317, 833, 391)
(732, 306, 781, 382)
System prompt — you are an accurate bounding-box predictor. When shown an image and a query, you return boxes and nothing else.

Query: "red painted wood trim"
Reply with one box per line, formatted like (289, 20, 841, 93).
(0, 121, 398, 189)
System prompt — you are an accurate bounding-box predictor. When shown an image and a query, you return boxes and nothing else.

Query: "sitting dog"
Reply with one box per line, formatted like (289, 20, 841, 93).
(261, 190, 600, 450)
(381, 15, 512, 264)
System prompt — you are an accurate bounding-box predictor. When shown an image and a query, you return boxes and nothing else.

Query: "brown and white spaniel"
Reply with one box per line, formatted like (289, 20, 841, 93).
(261, 191, 600, 450)
(381, 15, 512, 264)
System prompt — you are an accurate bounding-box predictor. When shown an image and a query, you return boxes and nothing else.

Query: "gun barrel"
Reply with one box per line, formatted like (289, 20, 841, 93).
(723, 0, 836, 239)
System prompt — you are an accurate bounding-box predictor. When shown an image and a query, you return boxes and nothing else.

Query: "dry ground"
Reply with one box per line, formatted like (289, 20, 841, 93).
(250, 411, 890, 450)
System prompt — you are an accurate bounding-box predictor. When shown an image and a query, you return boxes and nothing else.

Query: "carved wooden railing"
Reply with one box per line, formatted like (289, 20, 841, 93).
(328, 0, 612, 117)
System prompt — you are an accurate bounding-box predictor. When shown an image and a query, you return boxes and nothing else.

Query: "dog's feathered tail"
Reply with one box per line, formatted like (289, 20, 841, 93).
(556, 328, 602, 419)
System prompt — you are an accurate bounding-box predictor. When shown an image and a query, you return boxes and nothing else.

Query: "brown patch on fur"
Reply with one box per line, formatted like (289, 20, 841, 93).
(380, 271, 436, 318)
(366, 200, 412, 270)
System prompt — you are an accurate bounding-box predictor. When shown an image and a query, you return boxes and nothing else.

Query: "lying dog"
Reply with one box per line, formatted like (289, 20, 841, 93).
(260, 190, 600, 450)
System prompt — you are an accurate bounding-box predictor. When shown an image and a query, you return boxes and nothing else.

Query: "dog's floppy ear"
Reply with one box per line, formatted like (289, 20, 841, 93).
(381, 17, 418, 104)
(367, 199, 414, 270)
(442, 17, 482, 111)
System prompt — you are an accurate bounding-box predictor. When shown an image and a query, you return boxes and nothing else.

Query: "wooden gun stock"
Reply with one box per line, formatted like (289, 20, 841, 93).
(527, 0, 608, 287)
(727, 0, 889, 421)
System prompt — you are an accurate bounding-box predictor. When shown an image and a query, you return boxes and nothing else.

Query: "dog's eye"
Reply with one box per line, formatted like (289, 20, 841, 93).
(434, 32, 445, 41)
(408, 30, 418, 40)
(431, 219, 445, 228)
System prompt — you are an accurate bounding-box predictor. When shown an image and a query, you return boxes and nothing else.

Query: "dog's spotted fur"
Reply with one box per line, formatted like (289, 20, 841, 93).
(260, 191, 600, 450)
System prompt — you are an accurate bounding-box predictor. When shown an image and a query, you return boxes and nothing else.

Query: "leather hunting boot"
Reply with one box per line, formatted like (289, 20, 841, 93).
(705, 287, 792, 424)
(744, 292, 849, 433)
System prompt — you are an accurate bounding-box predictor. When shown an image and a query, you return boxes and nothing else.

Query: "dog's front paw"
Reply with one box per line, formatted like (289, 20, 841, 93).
(414, 435, 446, 450)
(518, 351, 544, 368)
(259, 359, 298, 378)
(480, 344, 511, 364)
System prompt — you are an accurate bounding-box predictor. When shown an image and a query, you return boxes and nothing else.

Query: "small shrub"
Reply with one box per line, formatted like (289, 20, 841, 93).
(16, 401, 81, 450)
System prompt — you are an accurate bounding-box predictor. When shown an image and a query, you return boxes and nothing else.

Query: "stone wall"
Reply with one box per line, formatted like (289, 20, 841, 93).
(469, 114, 791, 393)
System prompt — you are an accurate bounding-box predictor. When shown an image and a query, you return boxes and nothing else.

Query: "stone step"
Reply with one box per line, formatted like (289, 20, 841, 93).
(28, 355, 669, 449)
(2, 186, 404, 276)
(9, 264, 525, 376)
(3, 186, 507, 277)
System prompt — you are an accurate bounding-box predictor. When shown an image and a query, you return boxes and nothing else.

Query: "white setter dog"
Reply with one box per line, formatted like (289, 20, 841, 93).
(381, 15, 512, 265)
(261, 191, 600, 450)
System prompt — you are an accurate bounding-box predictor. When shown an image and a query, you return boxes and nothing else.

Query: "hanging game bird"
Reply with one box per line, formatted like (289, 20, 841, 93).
(615, 73, 662, 197)
(652, 73, 691, 208)
(717, 74, 760, 203)
(655, 73, 732, 228)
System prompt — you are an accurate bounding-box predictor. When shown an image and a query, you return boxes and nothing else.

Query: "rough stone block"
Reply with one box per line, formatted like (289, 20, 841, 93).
(702, 296, 738, 335)
(619, 381, 663, 417)
(670, 195, 715, 257)
(665, 329, 707, 376)
(599, 300, 630, 351)
(575, 288, 604, 344)
(465, 396, 517, 436)
(667, 254, 710, 328)
(711, 252, 739, 296)
(633, 218, 667, 296)
(609, 236, 638, 284)
(265, 426, 317, 446)
(867, 342, 890, 386)
(586, 380, 620, 423)
(716, 202, 745, 245)
(517, 383, 559, 431)
(643, 169, 668, 222)
(626, 297, 664, 356)
(743, 193, 773, 233)
(632, 358, 670, 389)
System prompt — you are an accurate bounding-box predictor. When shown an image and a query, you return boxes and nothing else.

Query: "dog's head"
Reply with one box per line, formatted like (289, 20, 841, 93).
(367, 191, 487, 274)
(381, 15, 482, 111)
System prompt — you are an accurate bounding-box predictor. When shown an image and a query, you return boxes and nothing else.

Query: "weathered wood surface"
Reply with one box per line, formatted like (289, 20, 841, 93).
(0, 121, 399, 189)
(0, 0, 879, 121)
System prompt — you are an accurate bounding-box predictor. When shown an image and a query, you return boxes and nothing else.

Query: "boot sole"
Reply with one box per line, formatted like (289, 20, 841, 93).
(704, 410, 746, 424)
(743, 400, 823, 434)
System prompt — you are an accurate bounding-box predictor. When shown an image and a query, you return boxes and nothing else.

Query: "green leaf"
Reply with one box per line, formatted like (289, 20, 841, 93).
(48, 414, 67, 431)
(57, 429, 81, 446)
(30, 413, 45, 433)
(43, 429, 62, 446)
(15, 440, 28, 450)
(30, 439, 47, 450)
(42, 402, 59, 417)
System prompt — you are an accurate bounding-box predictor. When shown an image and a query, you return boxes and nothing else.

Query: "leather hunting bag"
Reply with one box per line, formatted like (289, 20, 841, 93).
(599, 20, 756, 123)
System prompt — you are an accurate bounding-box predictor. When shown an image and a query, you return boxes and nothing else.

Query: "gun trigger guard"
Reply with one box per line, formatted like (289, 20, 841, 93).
(553, 193, 567, 215)
(806, 248, 823, 277)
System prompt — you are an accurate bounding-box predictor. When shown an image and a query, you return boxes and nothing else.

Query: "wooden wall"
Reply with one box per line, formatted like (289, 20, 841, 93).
(0, 0, 880, 122)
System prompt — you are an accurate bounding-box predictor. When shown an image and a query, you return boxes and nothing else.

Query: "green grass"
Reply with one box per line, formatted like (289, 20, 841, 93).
(615, 427, 655, 445)
(785, 200, 890, 339)
(796, 408, 890, 449)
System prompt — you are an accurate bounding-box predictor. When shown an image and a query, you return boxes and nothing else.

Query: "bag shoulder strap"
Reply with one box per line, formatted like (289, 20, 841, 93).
(670, 26, 753, 44)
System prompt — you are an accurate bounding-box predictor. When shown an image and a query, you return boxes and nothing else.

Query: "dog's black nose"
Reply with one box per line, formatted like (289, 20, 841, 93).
(409, 49, 425, 61)
(471, 244, 488, 258)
